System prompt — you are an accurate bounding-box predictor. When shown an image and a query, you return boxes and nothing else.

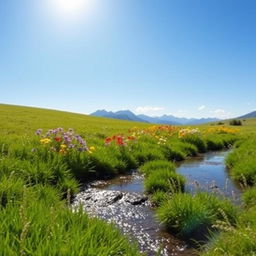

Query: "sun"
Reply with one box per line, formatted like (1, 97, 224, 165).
(48, 0, 92, 20)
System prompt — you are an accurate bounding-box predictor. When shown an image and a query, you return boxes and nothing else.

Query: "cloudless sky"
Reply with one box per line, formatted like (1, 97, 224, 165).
(1, 0, 256, 118)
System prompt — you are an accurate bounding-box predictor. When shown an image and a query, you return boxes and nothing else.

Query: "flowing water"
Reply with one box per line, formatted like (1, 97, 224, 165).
(73, 150, 242, 255)
(176, 150, 242, 202)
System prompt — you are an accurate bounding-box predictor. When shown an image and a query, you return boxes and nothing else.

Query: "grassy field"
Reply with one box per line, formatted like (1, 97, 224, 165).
(1, 103, 256, 255)
(0, 104, 150, 137)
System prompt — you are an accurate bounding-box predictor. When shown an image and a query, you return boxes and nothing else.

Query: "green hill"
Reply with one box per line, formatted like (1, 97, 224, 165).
(0, 104, 150, 137)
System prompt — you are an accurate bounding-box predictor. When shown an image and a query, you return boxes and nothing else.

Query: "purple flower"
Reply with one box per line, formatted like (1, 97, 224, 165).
(47, 129, 54, 135)
(52, 129, 58, 135)
(68, 128, 74, 133)
(68, 144, 75, 149)
(64, 135, 72, 143)
(35, 129, 43, 136)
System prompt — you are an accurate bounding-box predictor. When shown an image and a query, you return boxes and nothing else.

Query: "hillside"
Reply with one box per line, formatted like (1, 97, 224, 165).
(0, 104, 150, 137)
(238, 111, 256, 119)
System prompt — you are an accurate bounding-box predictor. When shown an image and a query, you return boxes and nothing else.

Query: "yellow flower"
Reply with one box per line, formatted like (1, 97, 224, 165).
(59, 149, 67, 155)
(89, 146, 96, 151)
(60, 144, 67, 149)
(40, 138, 51, 144)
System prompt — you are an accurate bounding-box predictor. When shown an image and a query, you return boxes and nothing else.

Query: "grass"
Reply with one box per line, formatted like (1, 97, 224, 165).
(156, 192, 237, 240)
(242, 186, 256, 208)
(0, 187, 141, 256)
(144, 169, 185, 194)
(200, 131, 256, 255)
(0, 104, 150, 138)
(201, 206, 256, 256)
(0, 104, 150, 255)
(1, 103, 256, 255)
(140, 159, 176, 176)
(181, 135, 207, 153)
(226, 137, 256, 185)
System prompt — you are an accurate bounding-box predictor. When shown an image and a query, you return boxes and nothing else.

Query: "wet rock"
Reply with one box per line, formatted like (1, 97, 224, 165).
(123, 193, 148, 205)
(109, 192, 123, 204)
(84, 195, 91, 200)
(74, 189, 124, 207)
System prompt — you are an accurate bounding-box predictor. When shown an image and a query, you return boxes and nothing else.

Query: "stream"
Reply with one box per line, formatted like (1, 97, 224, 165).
(72, 150, 242, 256)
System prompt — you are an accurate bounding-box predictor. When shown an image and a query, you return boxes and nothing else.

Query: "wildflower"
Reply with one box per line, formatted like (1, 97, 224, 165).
(60, 144, 67, 149)
(59, 149, 67, 155)
(64, 135, 72, 143)
(35, 129, 42, 136)
(117, 136, 126, 146)
(50, 147, 56, 152)
(89, 146, 96, 151)
(54, 137, 62, 142)
(40, 138, 51, 144)
(68, 144, 75, 149)
(52, 129, 58, 135)
(105, 137, 112, 145)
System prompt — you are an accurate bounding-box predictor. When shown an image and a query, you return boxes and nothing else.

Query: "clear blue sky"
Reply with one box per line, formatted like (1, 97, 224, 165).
(1, 0, 255, 118)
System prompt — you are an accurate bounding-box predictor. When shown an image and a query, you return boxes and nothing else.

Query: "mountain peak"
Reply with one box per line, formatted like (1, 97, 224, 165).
(90, 109, 220, 125)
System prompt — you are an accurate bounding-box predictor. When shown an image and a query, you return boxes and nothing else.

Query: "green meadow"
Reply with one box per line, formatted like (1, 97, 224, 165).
(1, 103, 256, 255)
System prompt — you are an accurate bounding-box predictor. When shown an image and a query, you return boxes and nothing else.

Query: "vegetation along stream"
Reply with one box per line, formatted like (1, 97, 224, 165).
(72, 150, 242, 256)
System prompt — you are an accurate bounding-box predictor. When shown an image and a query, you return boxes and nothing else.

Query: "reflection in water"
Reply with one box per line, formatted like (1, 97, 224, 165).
(176, 151, 242, 202)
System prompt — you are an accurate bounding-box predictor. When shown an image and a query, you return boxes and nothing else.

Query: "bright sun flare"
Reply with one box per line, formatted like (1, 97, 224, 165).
(49, 0, 91, 19)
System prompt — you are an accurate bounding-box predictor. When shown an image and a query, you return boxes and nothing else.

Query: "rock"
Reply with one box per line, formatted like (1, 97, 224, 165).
(123, 193, 148, 205)
(108, 192, 123, 204)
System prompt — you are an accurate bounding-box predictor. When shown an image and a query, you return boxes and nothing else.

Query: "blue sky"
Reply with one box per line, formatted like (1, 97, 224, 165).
(1, 0, 256, 118)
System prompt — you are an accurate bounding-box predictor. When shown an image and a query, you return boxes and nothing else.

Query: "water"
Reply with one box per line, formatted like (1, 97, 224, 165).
(73, 150, 242, 255)
(176, 150, 242, 202)
(74, 174, 194, 256)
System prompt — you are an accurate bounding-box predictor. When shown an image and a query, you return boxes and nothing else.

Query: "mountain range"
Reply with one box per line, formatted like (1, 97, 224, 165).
(238, 111, 256, 119)
(90, 110, 220, 125)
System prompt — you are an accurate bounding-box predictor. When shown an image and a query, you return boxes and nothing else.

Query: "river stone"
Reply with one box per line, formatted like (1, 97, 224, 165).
(73, 188, 147, 207)
(123, 193, 148, 205)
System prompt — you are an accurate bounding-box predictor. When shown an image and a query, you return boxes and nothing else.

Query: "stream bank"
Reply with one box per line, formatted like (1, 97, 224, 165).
(72, 150, 242, 255)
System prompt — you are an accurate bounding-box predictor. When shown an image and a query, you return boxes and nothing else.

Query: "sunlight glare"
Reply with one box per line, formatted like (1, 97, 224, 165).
(48, 0, 93, 21)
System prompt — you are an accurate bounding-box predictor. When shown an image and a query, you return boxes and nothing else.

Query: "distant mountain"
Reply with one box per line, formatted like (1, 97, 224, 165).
(91, 109, 220, 125)
(137, 114, 181, 125)
(238, 111, 256, 119)
(185, 117, 220, 125)
(91, 110, 147, 123)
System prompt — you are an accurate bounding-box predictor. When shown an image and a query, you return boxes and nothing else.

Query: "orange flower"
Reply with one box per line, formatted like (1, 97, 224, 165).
(55, 137, 62, 142)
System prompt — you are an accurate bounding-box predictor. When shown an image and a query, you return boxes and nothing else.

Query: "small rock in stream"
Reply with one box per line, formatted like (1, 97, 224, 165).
(123, 193, 148, 205)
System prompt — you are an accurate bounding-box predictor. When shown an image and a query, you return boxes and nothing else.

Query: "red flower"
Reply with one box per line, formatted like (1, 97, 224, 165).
(54, 137, 62, 142)
(127, 136, 135, 141)
(117, 136, 125, 145)
(105, 137, 112, 144)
